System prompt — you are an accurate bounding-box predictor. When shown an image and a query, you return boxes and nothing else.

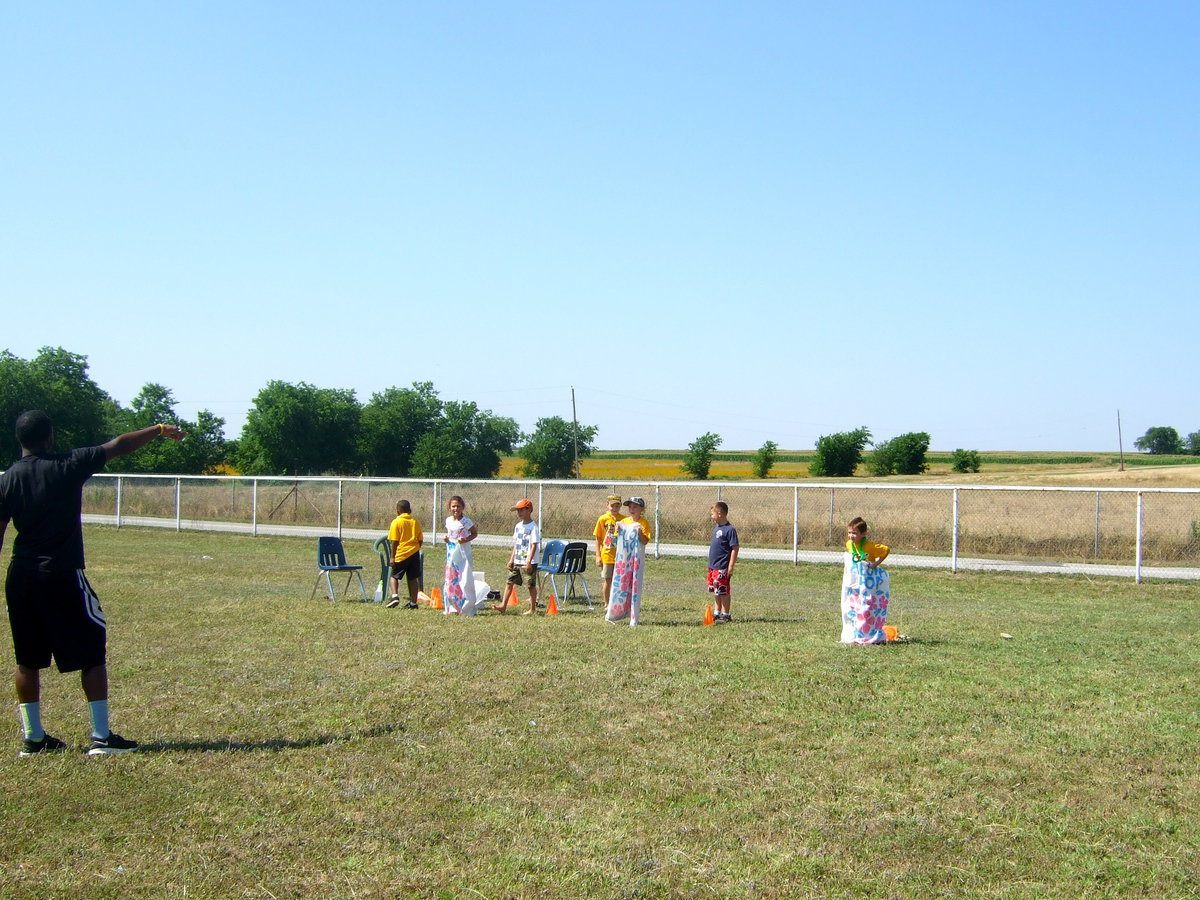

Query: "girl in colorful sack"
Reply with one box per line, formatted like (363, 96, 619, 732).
(443, 495, 479, 615)
(605, 496, 651, 627)
(841, 517, 903, 643)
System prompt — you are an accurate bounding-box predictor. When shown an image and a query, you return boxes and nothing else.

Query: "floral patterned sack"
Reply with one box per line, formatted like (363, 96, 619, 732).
(840, 555, 890, 643)
(605, 522, 645, 625)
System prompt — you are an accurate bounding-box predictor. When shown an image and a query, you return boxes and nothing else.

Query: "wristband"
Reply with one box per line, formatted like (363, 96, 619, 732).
(157, 424, 165, 436)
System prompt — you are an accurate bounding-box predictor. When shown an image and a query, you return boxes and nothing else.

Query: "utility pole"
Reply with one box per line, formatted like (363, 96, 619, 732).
(571, 386, 580, 479)
(1117, 409, 1125, 471)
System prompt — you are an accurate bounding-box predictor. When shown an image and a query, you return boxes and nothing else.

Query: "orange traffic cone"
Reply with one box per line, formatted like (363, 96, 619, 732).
(703, 605, 715, 626)
(546, 592, 559, 615)
(431, 588, 443, 610)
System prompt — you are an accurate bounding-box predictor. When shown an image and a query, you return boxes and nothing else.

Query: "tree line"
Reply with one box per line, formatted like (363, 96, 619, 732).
(1, 347, 597, 478)
(680, 429, 981, 478)
(1132, 426, 1200, 456)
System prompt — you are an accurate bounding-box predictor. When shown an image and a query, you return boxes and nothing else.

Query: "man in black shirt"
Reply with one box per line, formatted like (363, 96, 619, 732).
(0, 410, 184, 756)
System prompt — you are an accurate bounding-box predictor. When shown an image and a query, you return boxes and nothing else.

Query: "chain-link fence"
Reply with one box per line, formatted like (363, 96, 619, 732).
(80, 474, 1200, 581)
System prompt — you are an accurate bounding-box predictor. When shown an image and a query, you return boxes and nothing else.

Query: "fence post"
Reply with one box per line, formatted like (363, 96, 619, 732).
(951, 488, 960, 574)
(116, 476, 123, 528)
(1135, 491, 1144, 584)
(252, 479, 258, 536)
(793, 485, 800, 565)
(1094, 491, 1101, 558)
(828, 489, 835, 544)
(654, 485, 661, 560)
(432, 482, 439, 544)
(175, 478, 182, 531)
(337, 480, 344, 540)
(366, 482, 371, 524)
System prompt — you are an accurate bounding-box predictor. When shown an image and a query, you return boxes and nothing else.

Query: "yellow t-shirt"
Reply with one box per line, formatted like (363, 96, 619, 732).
(388, 514, 423, 563)
(846, 539, 888, 564)
(621, 516, 652, 543)
(593, 512, 621, 564)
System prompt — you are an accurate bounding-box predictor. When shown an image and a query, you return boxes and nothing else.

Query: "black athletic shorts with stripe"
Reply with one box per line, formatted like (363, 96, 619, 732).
(5, 565, 107, 672)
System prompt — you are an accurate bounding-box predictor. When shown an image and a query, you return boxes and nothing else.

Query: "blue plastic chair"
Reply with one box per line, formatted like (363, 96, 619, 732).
(311, 536, 368, 602)
(535, 539, 566, 597)
(537, 539, 592, 609)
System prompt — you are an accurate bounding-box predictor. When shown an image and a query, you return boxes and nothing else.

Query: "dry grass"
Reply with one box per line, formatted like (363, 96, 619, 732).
(78, 447, 1200, 575)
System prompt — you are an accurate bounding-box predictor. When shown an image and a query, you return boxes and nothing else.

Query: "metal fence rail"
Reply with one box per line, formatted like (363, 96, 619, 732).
(78, 474, 1200, 582)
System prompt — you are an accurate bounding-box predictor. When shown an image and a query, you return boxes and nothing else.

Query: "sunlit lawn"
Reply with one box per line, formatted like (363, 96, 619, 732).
(2, 526, 1197, 898)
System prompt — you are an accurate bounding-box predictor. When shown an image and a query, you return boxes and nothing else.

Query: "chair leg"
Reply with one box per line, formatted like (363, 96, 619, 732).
(325, 571, 336, 601)
(354, 571, 368, 602)
(311, 573, 324, 602)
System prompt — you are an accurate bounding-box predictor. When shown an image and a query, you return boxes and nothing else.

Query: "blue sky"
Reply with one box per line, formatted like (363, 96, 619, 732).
(3, 2, 1196, 451)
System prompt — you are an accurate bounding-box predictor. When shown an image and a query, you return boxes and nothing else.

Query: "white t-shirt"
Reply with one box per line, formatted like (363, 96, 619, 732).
(445, 515, 475, 545)
(512, 520, 541, 565)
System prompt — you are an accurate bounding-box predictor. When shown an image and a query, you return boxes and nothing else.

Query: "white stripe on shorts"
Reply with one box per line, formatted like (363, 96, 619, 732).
(77, 571, 107, 628)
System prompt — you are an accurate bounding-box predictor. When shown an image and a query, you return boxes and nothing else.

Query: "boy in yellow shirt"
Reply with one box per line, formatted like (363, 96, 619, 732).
(592, 494, 623, 608)
(386, 499, 424, 609)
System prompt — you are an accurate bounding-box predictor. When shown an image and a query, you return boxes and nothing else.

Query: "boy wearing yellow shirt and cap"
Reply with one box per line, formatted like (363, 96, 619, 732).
(592, 494, 623, 607)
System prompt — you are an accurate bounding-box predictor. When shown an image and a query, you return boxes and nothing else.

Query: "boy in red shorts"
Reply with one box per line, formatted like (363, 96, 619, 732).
(707, 502, 740, 623)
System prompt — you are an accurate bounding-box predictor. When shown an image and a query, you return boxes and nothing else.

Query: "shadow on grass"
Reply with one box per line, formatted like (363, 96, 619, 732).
(651, 614, 806, 627)
(141, 722, 405, 754)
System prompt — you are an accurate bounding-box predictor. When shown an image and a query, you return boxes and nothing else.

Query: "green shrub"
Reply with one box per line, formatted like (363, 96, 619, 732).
(810, 428, 871, 477)
(750, 440, 778, 478)
(869, 432, 930, 476)
(681, 432, 722, 480)
(951, 448, 982, 473)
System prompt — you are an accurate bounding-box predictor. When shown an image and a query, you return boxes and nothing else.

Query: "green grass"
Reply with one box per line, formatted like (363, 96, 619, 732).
(3, 527, 1198, 898)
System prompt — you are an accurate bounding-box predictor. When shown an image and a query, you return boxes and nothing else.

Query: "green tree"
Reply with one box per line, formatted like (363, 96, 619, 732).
(518, 416, 599, 478)
(359, 382, 442, 475)
(409, 401, 519, 478)
(868, 432, 930, 476)
(950, 448, 982, 473)
(106, 383, 228, 474)
(809, 427, 871, 477)
(236, 381, 361, 475)
(681, 432, 722, 480)
(750, 440, 778, 479)
(1133, 426, 1183, 455)
(1186, 431, 1200, 456)
(1, 347, 118, 460)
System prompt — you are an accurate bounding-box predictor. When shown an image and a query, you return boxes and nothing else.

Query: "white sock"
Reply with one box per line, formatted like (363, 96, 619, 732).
(89, 700, 110, 739)
(19, 702, 44, 740)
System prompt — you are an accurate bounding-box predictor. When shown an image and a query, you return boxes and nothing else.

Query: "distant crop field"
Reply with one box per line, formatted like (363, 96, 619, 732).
(497, 450, 1200, 483)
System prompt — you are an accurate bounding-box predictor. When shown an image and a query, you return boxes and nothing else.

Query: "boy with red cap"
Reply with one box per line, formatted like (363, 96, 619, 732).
(497, 498, 540, 614)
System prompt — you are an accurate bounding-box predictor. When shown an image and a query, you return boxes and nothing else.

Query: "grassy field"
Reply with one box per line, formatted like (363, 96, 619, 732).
(2, 527, 1197, 898)
(497, 450, 1200, 485)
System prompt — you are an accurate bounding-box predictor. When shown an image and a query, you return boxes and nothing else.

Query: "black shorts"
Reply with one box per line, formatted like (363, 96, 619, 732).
(391, 553, 422, 582)
(5, 565, 107, 673)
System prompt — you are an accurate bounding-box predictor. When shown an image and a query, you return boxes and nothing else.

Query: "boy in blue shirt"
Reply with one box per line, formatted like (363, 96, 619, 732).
(707, 502, 739, 623)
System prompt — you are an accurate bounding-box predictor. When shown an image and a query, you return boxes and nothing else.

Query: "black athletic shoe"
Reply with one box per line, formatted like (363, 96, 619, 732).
(404, 600, 419, 609)
(87, 731, 139, 756)
(19, 733, 68, 757)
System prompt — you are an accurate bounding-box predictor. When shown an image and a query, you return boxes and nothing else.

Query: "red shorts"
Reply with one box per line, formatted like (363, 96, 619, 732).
(706, 567, 731, 596)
